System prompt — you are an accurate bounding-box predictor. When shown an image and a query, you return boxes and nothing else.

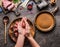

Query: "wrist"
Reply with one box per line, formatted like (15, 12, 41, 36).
(28, 36, 33, 40)
(18, 31, 25, 36)
(19, 34, 24, 36)
(18, 34, 25, 40)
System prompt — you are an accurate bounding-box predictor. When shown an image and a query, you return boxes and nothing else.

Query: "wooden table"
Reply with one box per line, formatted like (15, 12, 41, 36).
(0, 0, 60, 47)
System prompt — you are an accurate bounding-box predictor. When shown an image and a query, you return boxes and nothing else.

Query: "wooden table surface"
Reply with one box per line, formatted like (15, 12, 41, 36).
(0, 0, 60, 47)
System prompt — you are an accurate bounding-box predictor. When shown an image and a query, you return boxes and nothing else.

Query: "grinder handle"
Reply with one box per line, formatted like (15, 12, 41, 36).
(51, 7, 59, 14)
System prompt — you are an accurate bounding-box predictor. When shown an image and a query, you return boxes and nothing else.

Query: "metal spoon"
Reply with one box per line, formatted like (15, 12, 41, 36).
(3, 16, 9, 44)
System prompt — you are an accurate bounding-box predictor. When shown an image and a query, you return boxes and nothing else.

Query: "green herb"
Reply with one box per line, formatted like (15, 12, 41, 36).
(13, 0, 19, 3)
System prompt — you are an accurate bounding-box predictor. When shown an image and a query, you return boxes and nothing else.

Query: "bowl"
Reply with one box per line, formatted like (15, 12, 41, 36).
(9, 18, 35, 42)
(35, 11, 55, 32)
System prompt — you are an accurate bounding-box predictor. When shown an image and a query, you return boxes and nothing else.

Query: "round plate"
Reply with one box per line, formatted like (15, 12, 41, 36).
(35, 11, 55, 32)
(9, 18, 35, 42)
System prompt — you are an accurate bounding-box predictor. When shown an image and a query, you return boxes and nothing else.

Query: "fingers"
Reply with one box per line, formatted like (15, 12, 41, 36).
(13, 23, 18, 29)
(18, 22, 22, 33)
(25, 33, 32, 39)
(18, 19, 24, 33)
(18, 18, 24, 27)
(22, 17, 30, 29)
(25, 20, 30, 30)
(22, 17, 27, 21)
(17, 17, 30, 36)
(17, 17, 27, 29)
(14, 31, 18, 37)
(22, 17, 30, 34)
(15, 21, 19, 25)
(22, 17, 26, 28)
(22, 17, 30, 30)
(13, 21, 19, 29)
(18, 22, 22, 30)
(13, 27, 18, 31)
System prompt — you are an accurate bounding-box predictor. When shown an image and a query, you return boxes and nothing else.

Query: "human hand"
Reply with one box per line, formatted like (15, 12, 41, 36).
(25, 33, 33, 40)
(18, 17, 30, 36)
(23, 17, 33, 39)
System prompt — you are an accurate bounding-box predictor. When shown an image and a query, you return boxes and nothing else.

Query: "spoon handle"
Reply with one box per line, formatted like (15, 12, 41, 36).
(5, 23, 7, 44)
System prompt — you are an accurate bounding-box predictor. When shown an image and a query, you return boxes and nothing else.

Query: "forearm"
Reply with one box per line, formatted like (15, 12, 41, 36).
(28, 37, 40, 47)
(15, 34, 25, 47)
